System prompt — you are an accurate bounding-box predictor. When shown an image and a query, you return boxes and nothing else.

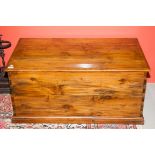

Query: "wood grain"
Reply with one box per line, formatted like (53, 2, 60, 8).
(6, 38, 150, 72)
(9, 72, 145, 96)
(9, 71, 145, 119)
(6, 38, 149, 124)
(12, 96, 142, 117)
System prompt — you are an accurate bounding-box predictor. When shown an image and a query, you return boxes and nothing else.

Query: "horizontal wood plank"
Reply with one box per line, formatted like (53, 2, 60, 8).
(9, 72, 145, 96)
(12, 95, 142, 117)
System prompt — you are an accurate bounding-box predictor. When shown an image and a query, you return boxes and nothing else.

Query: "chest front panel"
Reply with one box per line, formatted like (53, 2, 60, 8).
(9, 71, 146, 118)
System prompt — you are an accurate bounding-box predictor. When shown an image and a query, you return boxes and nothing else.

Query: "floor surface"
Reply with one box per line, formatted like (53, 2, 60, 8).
(143, 83, 155, 129)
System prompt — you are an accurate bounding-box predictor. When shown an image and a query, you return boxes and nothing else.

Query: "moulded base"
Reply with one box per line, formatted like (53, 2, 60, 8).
(12, 116, 144, 124)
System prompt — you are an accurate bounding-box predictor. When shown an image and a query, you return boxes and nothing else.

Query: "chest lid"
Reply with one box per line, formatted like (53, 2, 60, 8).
(6, 38, 150, 72)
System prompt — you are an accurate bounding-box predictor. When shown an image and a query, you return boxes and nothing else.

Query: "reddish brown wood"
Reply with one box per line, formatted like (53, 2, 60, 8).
(12, 116, 144, 124)
(6, 38, 149, 72)
(6, 38, 150, 124)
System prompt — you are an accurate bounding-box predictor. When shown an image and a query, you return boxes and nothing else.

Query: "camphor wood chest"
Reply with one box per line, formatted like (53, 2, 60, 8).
(6, 38, 150, 124)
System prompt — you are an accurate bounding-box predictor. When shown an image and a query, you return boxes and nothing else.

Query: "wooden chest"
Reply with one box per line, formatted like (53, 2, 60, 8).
(6, 38, 150, 124)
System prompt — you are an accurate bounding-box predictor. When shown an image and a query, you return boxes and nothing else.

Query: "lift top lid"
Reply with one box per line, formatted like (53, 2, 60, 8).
(6, 38, 150, 72)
